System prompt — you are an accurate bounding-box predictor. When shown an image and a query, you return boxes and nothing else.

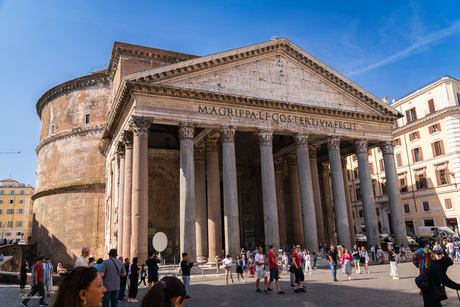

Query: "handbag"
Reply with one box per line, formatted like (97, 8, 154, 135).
(434, 285, 448, 301)
(289, 264, 297, 273)
(360, 256, 365, 264)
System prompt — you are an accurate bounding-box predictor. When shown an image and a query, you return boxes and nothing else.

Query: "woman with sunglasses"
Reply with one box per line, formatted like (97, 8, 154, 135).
(52, 266, 106, 307)
(341, 248, 353, 281)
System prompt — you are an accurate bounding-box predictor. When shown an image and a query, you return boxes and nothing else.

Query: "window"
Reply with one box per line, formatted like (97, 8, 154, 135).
(396, 153, 403, 167)
(409, 131, 420, 141)
(19, 190, 25, 195)
(356, 186, 362, 201)
(379, 159, 385, 172)
(393, 120, 399, 129)
(422, 201, 431, 212)
(432, 141, 445, 157)
(16, 232, 21, 236)
(428, 99, 435, 113)
(51, 124, 55, 135)
(9, 190, 15, 195)
(376, 208, 380, 216)
(5, 232, 10, 236)
(403, 203, 411, 214)
(416, 173, 427, 189)
(399, 177, 408, 192)
(394, 138, 401, 146)
(406, 108, 417, 123)
(0, 209, 3, 214)
(377, 147, 381, 153)
(352, 211, 355, 219)
(372, 180, 377, 197)
(424, 219, 435, 227)
(444, 198, 453, 210)
(369, 150, 372, 156)
(412, 147, 423, 162)
(352, 155, 357, 162)
(7, 221, 12, 228)
(436, 168, 450, 186)
(370, 162, 374, 175)
(85, 114, 90, 125)
(381, 181, 387, 195)
(17, 208, 23, 214)
(359, 210, 364, 218)
(18, 199, 24, 204)
(0, 221, 2, 227)
(429, 123, 441, 134)
(7, 209, 13, 214)
(354, 167, 359, 179)
(0, 190, 4, 195)
(349, 186, 353, 202)
(457, 93, 460, 106)
(0, 200, 3, 204)
(347, 170, 351, 181)
(16, 221, 22, 227)
(8, 200, 14, 204)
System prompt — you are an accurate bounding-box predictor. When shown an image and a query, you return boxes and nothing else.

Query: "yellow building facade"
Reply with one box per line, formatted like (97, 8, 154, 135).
(349, 76, 460, 237)
(0, 179, 34, 243)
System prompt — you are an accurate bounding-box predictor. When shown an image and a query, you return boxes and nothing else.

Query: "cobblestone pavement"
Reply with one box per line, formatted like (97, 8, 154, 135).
(2, 260, 460, 306)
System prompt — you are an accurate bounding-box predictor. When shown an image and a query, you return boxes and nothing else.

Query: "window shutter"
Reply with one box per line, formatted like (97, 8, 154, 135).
(419, 148, 424, 161)
(413, 108, 417, 120)
(398, 138, 401, 145)
(435, 170, 441, 186)
(409, 133, 413, 141)
(447, 169, 451, 184)
(416, 177, 420, 190)
(406, 110, 410, 122)
(431, 143, 436, 157)
(437, 123, 441, 131)
(416, 131, 420, 139)
(380, 160, 384, 172)
(411, 149, 416, 163)
(423, 175, 427, 188)
(370, 162, 374, 174)
(440, 140, 445, 155)
(428, 99, 435, 113)
(429, 126, 433, 134)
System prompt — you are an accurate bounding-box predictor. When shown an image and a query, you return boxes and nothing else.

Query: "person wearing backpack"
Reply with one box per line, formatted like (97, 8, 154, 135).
(421, 250, 460, 306)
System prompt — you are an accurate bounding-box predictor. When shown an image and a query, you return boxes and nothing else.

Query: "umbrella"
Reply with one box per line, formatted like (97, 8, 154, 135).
(419, 231, 436, 237)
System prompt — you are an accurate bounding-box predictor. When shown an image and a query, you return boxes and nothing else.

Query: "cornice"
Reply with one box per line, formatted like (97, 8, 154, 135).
(36, 72, 112, 119)
(393, 106, 460, 135)
(32, 181, 105, 201)
(105, 82, 399, 138)
(127, 39, 401, 119)
(35, 124, 105, 155)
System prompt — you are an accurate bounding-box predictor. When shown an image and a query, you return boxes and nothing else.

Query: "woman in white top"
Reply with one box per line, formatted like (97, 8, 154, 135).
(304, 251, 312, 274)
(282, 252, 288, 275)
(360, 246, 370, 273)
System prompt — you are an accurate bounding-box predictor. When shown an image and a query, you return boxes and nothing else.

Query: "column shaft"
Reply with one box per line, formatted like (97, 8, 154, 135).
(327, 137, 351, 248)
(117, 150, 125, 254)
(275, 160, 287, 248)
(259, 130, 280, 250)
(341, 157, 356, 246)
(321, 163, 337, 246)
(195, 148, 208, 262)
(381, 142, 409, 247)
(221, 127, 240, 257)
(206, 139, 222, 259)
(286, 154, 304, 245)
(130, 117, 151, 263)
(309, 146, 325, 247)
(122, 132, 133, 260)
(295, 134, 318, 252)
(179, 123, 197, 259)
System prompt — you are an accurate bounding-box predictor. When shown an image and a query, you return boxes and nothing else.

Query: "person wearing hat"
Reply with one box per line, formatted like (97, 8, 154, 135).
(100, 248, 126, 307)
(222, 254, 234, 284)
(181, 252, 194, 301)
(422, 250, 460, 306)
(21, 255, 47, 306)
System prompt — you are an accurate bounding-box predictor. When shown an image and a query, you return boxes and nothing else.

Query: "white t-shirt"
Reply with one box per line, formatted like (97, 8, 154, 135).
(75, 256, 88, 268)
(222, 257, 233, 267)
(447, 242, 454, 253)
(255, 253, 265, 271)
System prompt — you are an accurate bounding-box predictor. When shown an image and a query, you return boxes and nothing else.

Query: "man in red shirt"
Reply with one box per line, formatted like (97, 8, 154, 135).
(292, 245, 305, 293)
(21, 255, 47, 306)
(265, 244, 285, 294)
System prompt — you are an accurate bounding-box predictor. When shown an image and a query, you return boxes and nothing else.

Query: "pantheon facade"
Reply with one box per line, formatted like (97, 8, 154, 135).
(33, 38, 408, 265)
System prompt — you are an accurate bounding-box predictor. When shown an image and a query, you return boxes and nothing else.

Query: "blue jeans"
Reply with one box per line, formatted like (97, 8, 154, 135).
(329, 261, 337, 279)
(182, 275, 190, 296)
(118, 279, 126, 301)
(103, 290, 119, 307)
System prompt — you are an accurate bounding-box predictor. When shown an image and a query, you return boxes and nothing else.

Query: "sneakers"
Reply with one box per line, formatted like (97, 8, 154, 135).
(299, 288, 306, 292)
(185, 295, 193, 301)
(393, 277, 399, 280)
(347, 277, 351, 281)
(334, 278, 338, 282)
(294, 289, 300, 293)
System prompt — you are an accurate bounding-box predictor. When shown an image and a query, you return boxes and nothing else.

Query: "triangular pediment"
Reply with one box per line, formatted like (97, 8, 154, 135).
(126, 39, 401, 118)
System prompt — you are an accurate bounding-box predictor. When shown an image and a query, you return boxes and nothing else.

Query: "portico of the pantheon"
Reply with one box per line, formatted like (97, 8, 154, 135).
(90, 38, 408, 263)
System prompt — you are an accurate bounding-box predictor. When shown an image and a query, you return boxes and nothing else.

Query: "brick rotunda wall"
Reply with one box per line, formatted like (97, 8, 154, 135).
(33, 74, 112, 267)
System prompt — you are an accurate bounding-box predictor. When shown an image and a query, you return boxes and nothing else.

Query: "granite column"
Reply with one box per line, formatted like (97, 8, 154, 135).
(122, 131, 133, 260)
(286, 153, 304, 246)
(206, 138, 222, 259)
(194, 147, 208, 262)
(309, 146, 325, 247)
(274, 159, 287, 248)
(341, 157, 356, 246)
(117, 143, 125, 254)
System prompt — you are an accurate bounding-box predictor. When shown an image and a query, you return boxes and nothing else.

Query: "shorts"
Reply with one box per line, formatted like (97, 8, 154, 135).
(449, 252, 454, 258)
(353, 259, 360, 265)
(256, 270, 267, 280)
(126, 278, 131, 287)
(44, 277, 51, 288)
(269, 268, 279, 281)
(148, 273, 159, 283)
(294, 268, 304, 284)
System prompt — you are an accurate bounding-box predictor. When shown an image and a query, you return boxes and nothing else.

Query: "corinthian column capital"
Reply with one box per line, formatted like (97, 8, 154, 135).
(285, 153, 297, 166)
(206, 138, 220, 152)
(194, 147, 206, 161)
(321, 162, 330, 173)
(129, 116, 153, 136)
(117, 142, 125, 158)
(294, 133, 309, 148)
(308, 145, 321, 159)
(258, 130, 273, 147)
(220, 127, 236, 143)
(327, 136, 341, 151)
(179, 122, 196, 140)
(354, 139, 368, 154)
(274, 159, 285, 171)
(122, 131, 133, 148)
(380, 141, 394, 155)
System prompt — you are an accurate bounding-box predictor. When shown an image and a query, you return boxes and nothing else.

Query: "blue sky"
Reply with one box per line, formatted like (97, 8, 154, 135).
(1, 0, 460, 187)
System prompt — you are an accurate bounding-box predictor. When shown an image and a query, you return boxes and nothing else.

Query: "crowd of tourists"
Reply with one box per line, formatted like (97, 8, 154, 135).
(16, 235, 460, 307)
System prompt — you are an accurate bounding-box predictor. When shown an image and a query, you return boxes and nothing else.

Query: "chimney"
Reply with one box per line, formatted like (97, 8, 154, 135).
(392, 99, 397, 104)
(382, 96, 388, 104)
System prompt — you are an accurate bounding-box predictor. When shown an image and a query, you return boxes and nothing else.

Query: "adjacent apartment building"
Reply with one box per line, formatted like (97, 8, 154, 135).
(349, 75, 460, 237)
(0, 179, 34, 243)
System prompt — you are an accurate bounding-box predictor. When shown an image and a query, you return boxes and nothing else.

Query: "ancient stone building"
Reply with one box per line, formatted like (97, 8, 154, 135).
(33, 39, 408, 266)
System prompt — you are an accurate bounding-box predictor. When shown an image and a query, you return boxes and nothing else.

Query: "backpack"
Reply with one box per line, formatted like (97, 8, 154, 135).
(415, 266, 432, 291)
